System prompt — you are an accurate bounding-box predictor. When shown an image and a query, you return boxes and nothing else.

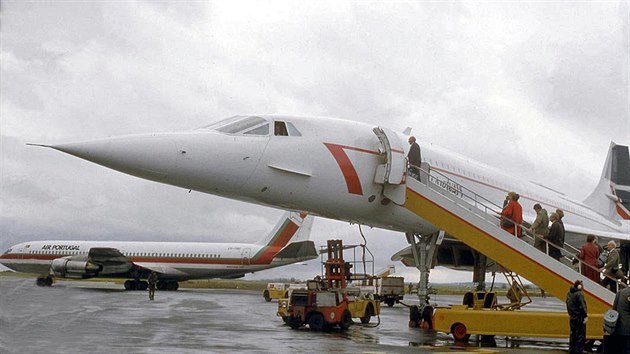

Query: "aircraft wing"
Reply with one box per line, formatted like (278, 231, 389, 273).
(133, 263, 189, 277)
(87, 247, 129, 264)
(273, 240, 318, 261)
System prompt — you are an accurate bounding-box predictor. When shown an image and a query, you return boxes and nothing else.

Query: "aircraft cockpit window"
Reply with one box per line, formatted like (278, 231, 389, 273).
(275, 121, 288, 136)
(274, 121, 302, 136)
(286, 122, 301, 136)
(3, 248, 11, 255)
(243, 123, 269, 135)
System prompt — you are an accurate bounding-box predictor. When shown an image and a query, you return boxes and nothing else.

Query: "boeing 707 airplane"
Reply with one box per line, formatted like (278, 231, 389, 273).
(28, 115, 630, 274)
(0, 211, 317, 290)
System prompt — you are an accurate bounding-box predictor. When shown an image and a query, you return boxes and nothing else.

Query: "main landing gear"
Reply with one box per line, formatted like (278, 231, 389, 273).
(124, 279, 179, 291)
(406, 231, 441, 329)
(36, 276, 53, 287)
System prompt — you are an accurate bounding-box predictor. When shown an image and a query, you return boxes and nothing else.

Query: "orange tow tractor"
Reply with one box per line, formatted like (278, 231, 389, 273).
(285, 240, 354, 331)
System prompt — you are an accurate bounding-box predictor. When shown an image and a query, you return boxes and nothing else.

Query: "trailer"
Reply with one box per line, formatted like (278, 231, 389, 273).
(433, 304, 604, 342)
(376, 276, 405, 307)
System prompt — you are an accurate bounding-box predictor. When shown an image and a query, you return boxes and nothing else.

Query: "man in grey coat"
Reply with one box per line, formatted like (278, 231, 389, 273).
(602, 241, 623, 293)
(531, 203, 549, 253)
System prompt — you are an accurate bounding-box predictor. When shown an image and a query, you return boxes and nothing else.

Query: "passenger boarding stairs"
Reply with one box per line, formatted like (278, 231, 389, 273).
(402, 168, 615, 313)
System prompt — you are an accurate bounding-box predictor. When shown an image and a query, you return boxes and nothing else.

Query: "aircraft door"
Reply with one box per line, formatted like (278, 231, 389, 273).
(241, 248, 251, 265)
(372, 127, 406, 184)
(372, 127, 406, 204)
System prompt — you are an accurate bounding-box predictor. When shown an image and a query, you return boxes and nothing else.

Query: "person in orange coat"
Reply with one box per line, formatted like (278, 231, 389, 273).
(577, 234, 600, 283)
(501, 191, 523, 237)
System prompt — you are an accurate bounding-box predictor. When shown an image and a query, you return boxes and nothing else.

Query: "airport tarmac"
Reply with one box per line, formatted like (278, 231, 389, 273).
(0, 277, 571, 353)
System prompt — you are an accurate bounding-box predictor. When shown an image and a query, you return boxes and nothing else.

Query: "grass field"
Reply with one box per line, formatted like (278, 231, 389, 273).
(1, 270, 544, 296)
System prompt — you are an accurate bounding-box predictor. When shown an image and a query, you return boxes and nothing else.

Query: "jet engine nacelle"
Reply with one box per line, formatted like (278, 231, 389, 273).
(51, 257, 101, 279)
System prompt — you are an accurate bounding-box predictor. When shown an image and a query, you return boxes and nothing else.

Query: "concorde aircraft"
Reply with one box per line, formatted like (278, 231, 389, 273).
(0, 211, 317, 290)
(28, 115, 630, 272)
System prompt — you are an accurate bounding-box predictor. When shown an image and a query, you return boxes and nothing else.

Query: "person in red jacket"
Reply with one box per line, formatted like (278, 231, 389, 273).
(501, 191, 523, 237)
(577, 234, 601, 283)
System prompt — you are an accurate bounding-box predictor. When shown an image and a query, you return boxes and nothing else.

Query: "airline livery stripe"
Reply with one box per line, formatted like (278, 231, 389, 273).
(616, 203, 630, 220)
(324, 143, 367, 195)
(405, 187, 612, 312)
(252, 219, 300, 263)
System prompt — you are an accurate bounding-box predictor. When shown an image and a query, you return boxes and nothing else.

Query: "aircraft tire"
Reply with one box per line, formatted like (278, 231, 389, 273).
(138, 281, 148, 291)
(451, 322, 470, 342)
(340, 310, 353, 330)
(422, 305, 434, 329)
(287, 317, 301, 329)
(360, 304, 373, 324)
(36, 277, 47, 287)
(124, 280, 133, 290)
(308, 313, 324, 331)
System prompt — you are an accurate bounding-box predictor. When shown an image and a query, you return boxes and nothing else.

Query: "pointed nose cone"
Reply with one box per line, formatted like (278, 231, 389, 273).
(46, 134, 181, 182)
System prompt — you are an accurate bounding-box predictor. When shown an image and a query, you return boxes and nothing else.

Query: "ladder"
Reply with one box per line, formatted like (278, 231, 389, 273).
(403, 169, 615, 313)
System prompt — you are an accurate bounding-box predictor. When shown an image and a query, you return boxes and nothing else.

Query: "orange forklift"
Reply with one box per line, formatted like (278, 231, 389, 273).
(286, 240, 353, 331)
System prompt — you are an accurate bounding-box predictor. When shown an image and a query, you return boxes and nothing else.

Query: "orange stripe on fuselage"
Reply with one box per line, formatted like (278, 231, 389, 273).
(324, 143, 371, 195)
(616, 203, 630, 220)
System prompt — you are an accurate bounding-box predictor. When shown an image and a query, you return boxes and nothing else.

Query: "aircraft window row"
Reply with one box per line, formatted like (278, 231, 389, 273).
(123, 252, 221, 258)
(29, 250, 80, 255)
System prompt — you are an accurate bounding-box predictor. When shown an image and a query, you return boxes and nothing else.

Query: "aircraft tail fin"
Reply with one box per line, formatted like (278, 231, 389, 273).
(256, 211, 313, 247)
(583, 142, 630, 221)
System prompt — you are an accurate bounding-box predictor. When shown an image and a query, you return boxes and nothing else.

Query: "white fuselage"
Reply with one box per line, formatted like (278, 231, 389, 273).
(45, 115, 630, 247)
(1, 240, 301, 280)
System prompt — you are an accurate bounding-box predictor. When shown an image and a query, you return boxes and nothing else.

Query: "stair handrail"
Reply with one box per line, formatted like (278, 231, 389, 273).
(412, 163, 626, 291)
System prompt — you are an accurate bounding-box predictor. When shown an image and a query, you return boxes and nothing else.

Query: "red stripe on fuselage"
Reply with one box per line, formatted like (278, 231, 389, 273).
(616, 203, 630, 220)
(324, 143, 380, 195)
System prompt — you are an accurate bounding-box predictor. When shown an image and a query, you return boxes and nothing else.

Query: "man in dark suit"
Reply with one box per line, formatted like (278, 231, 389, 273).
(407, 136, 421, 180)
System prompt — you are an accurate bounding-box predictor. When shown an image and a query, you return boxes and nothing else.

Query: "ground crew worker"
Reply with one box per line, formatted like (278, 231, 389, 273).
(566, 280, 587, 354)
(147, 271, 158, 300)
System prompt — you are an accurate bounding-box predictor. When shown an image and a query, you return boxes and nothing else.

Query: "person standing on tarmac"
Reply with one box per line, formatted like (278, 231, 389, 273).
(610, 285, 630, 353)
(147, 271, 158, 301)
(566, 280, 587, 354)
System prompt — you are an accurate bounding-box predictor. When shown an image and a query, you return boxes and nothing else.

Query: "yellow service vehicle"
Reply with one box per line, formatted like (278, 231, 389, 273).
(346, 290, 380, 324)
(264, 283, 288, 302)
(431, 274, 605, 345)
(263, 283, 305, 302)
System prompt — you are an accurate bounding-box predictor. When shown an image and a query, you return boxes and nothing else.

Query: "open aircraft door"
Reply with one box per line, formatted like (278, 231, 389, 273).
(373, 127, 406, 204)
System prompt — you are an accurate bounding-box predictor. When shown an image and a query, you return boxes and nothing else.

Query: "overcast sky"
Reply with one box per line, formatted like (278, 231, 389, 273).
(1, 1, 629, 284)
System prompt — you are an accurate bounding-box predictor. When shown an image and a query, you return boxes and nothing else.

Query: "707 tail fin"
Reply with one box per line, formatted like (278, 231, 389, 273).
(584, 142, 630, 220)
(256, 211, 312, 247)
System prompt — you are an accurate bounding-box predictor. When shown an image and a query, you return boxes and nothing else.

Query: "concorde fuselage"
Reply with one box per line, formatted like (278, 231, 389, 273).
(47, 115, 628, 241)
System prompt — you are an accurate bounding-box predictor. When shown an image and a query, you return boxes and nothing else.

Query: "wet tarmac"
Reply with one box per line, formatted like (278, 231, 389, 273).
(0, 277, 571, 353)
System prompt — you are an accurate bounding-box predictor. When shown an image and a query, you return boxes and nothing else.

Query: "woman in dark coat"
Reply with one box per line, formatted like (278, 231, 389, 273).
(577, 234, 600, 283)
